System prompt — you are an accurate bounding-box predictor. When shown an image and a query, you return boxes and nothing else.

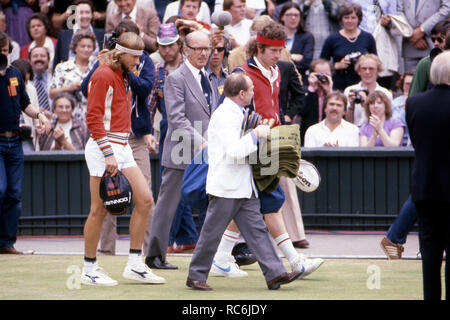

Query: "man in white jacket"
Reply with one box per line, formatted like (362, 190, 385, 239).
(186, 72, 303, 290)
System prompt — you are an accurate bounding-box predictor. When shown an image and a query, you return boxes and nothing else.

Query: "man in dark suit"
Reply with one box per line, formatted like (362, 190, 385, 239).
(52, 0, 105, 70)
(145, 30, 218, 270)
(276, 59, 304, 125)
(406, 50, 450, 300)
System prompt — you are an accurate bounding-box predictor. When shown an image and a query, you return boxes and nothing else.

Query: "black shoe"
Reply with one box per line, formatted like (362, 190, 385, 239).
(145, 256, 178, 270)
(232, 243, 257, 266)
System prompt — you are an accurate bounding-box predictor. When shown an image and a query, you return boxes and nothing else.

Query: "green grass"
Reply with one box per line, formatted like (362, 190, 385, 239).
(0, 255, 427, 300)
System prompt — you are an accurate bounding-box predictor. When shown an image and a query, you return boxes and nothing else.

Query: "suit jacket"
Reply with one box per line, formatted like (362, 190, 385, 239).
(290, 32, 314, 73)
(406, 85, 450, 203)
(52, 28, 105, 71)
(206, 97, 258, 199)
(298, 90, 325, 146)
(162, 62, 218, 170)
(397, 0, 450, 59)
(106, 5, 160, 53)
(277, 60, 305, 120)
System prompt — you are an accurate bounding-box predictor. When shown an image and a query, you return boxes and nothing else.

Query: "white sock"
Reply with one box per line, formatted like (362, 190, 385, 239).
(215, 230, 240, 258)
(128, 249, 142, 266)
(274, 233, 298, 264)
(83, 260, 98, 273)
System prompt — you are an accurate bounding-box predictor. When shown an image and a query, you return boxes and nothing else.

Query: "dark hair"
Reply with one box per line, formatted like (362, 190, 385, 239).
(26, 13, 52, 40)
(338, 2, 363, 25)
(180, 0, 202, 8)
(445, 29, 450, 50)
(70, 30, 97, 54)
(223, 0, 245, 11)
(398, 72, 414, 91)
(28, 46, 50, 61)
(52, 92, 77, 110)
(11, 59, 34, 82)
(0, 31, 12, 54)
(278, 1, 307, 34)
(224, 72, 250, 98)
(431, 19, 450, 35)
(72, 0, 95, 13)
(324, 91, 348, 111)
(309, 58, 333, 73)
(114, 20, 140, 36)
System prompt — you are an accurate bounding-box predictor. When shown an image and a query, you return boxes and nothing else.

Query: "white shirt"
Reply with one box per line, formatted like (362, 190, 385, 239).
(184, 59, 207, 92)
(344, 82, 393, 127)
(224, 18, 253, 47)
(121, 4, 137, 21)
(304, 119, 360, 147)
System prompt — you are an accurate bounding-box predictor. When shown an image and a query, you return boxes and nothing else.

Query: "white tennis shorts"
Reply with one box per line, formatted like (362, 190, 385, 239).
(85, 137, 137, 177)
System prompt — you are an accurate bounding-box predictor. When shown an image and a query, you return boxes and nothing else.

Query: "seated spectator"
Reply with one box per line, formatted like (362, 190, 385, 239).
(223, 0, 253, 49)
(53, 0, 105, 70)
(278, 1, 314, 85)
(392, 72, 413, 146)
(299, 58, 333, 146)
(20, 12, 57, 67)
(163, 0, 211, 25)
(50, 30, 95, 123)
(29, 46, 53, 117)
(0, 11, 20, 63)
(359, 91, 404, 147)
(106, 0, 160, 54)
(344, 53, 392, 127)
(320, 2, 377, 91)
(37, 93, 89, 151)
(304, 91, 359, 147)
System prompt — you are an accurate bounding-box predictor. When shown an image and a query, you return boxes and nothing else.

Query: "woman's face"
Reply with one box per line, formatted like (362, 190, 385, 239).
(76, 3, 93, 29)
(75, 38, 95, 61)
(281, 7, 301, 30)
(54, 97, 73, 123)
(29, 18, 47, 40)
(369, 97, 386, 118)
(341, 11, 359, 31)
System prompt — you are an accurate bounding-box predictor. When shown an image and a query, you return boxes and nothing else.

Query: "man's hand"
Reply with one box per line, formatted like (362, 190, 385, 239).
(105, 155, 119, 177)
(409, 27, 425, 45)
(37, 112, 51, 134)
(253, 124, 271, 139)
(380, 14, 391, 27)
(143, 134, 158, 154)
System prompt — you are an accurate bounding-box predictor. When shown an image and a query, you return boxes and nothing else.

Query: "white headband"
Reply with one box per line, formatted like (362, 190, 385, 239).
(115, 43, 143, 56)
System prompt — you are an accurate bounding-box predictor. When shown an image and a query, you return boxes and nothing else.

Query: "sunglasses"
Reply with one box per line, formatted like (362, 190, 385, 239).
(213, 47, 225, 53)
(431, 36, 444, 43)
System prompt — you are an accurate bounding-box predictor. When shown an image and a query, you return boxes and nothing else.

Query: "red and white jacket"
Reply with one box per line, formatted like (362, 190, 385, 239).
(86, 65, 131, 157)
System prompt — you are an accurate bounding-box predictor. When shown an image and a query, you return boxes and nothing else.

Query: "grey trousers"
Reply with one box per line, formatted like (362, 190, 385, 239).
(146, 167, 185, 260)
(188, 195, 287, 283)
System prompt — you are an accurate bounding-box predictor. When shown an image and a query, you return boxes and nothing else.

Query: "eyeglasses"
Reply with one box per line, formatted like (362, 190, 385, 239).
(284, 13, 300, 18)
(213, 47, 225, 53)
(431, 36, 444, 43)
(187, 45, 212, 53)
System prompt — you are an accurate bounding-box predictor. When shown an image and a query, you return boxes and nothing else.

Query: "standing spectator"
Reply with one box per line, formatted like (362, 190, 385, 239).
(20, 12, 57, 67)
(299, 58, 333, 145)
(207, 35, 229, 97)
(406, 51, 450, 300)
(29, 46, 52, 116)
(37, 93, 89, 151)
(1, 0, 36, 46)
(223, 0, 253, 48)
(320, 2, 377, 91)
(391, 72, 413, 146)
(352, 0, 397, 34)
(397, 0, 450, 73)
(359, 90, 404, 147)
(163, 0, 211, 25)
(278, 1, 314, 84)
(344, 53, 392, 127)
(0, 31, 50, 255)
(106, 0, 160, 54)
(50, 30, 95, 123)
(296, 0, 342, 60)
(304, 90, 359, 147)
(52, 0, 105, 70)
(0, 11, 20, 63)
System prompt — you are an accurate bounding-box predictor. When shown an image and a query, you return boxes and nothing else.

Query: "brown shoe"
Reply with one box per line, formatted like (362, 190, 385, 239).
(267, 270, 303, 290)
(166, 245, 175, 254)
(380, 237, 404, 259)
(186, 277, 213, 291)
(293, 239, 310, 249)
(0, 247, 23, 254)
(172, 243, 196, 253)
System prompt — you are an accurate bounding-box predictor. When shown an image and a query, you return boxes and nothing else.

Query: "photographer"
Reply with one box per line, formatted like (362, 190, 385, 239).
(319, 2, 377, 91)
(344, 53, 392, 127)
(0, 31, 50, 255)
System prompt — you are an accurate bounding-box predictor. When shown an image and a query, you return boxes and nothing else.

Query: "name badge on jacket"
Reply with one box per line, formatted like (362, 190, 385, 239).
(8, 77, 18, 97)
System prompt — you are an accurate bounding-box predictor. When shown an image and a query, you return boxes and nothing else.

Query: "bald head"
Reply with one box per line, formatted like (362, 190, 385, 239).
(184, 31, 211, 69)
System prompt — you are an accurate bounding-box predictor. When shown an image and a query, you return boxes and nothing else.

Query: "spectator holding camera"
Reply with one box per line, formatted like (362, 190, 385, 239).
(359, 90, 404, 147)
(344, 53, 392, 127)
(319, 2, 377, 92)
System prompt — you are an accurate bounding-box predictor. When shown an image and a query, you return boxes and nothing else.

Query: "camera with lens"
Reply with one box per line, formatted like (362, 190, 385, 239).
(316, 73, 329, 84)
(103, 31, 119, 50)
(352, 88, 369, 104)
(346, 51, 362, 65)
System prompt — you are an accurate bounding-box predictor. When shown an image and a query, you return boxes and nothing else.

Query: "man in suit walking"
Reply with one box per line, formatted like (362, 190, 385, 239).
(396, 0, 450, 72)
(186, 72, 303, 290)
(145, 30, 218, 270)
(406, 50, 450, 300)
(106, 0, 160, 54)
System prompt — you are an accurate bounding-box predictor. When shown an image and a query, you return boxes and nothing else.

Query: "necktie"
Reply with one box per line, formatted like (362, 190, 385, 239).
(35, 74, 51, 111)
(199, 71, 211, 111)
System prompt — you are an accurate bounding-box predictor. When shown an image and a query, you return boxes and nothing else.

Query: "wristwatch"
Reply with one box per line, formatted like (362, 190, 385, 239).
(139, 32, 145, 39)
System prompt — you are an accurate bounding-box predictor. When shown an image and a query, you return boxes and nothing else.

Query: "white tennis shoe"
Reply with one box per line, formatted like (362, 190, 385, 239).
(81, 266, 118, 286)
(122, 260, 166, 284)
(210, 255, 248, 278)
(290, 254, 324, 279)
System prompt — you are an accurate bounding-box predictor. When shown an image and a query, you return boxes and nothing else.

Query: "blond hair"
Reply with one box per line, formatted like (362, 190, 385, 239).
(99, 32, 144, 71)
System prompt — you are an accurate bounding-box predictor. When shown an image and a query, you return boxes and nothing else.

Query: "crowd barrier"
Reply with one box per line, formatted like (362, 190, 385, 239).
(19, 147, 415, 235)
